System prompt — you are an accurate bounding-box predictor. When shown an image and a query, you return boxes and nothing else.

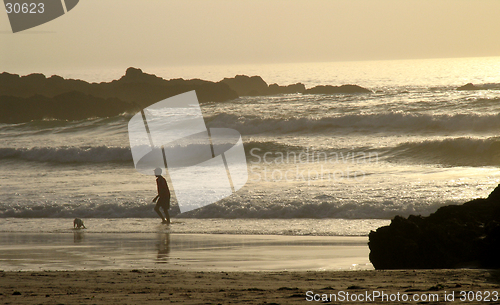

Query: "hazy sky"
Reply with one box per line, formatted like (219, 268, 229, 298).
(1, 0, 500, 73)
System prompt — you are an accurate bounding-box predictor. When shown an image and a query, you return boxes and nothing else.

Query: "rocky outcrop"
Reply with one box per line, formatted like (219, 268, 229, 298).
(0, 68, 373, 123)
(220, 75, 367, 96)
(220, 75, 269, 96)
(0, 68, 239, 123)
(457, 83, 500, 91)
(220, 75, 308, 96)
(304, 84, 372, 94)
(0, 92, 139, 124)
(0, 68, 239, 106)
(369, 184, 500, 269)
(267, 83, 306, 95)
(457, 83, 481, 91)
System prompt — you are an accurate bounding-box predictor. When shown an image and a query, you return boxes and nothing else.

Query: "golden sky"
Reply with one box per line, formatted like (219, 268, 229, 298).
(1, 0, 500, 72)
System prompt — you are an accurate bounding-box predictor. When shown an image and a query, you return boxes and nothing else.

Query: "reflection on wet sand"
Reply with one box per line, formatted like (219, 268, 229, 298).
(0, 233, 371, 271)
(157, 233, 170, 263)
(73, 230, 85, 243)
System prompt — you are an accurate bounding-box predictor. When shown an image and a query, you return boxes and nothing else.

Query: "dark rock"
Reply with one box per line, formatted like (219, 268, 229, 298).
(0, 68, 374, 123)
(268, 83, 306, 95)
(0, 68, 239, 123)
(0, 72, 20, 86)
(196, 82, 239, 103)
(488, 185, 500, 201)
(303, 84, 371, 94)
(219, 75, 371, 96)
(220, 75, 269, 96)
(369, 184, 500, 269)
(0, 92, 139, 124)
(0, 68, 239, 104)
(119, 67, 166, 85)
(457, 83, 500, 91)
(457, 83, 480, 91)
(221, 75, 307, 96)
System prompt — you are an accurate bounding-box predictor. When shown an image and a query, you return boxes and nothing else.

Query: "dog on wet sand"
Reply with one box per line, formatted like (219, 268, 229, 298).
(73, 218, 86, 229)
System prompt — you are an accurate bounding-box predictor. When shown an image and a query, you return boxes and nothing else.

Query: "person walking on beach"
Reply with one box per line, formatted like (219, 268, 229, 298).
(153, 168, 171, 224)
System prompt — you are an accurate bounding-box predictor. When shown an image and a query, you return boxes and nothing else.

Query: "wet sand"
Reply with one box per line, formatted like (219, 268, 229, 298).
(1, 233, 499, 304)
(0, 233, 372, 271)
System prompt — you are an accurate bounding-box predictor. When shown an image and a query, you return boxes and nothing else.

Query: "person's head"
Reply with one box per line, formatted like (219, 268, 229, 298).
(154, 168, 162, 176)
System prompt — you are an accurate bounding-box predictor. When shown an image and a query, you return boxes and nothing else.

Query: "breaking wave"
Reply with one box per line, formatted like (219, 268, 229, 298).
(207, 112, 500, 134)
(0, 199, 457, 220)
(1, 136, 498, 167)
(384, 137, 500, 167)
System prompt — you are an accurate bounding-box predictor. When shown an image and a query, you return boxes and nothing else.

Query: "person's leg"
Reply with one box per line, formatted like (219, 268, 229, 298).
(163, 207, 170, 224)
(154, 203, 166, 222)
(163, 196, 171, 224)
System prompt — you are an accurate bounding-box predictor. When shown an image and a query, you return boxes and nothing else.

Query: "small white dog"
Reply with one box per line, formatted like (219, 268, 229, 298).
(73, 218, 86, 229)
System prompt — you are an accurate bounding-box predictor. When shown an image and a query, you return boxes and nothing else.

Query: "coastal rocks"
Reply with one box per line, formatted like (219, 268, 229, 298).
(268, 83, 306, 95)
(0, 68, 373, 123)
(220, 75, 269, 96)
(0, 68, 238, 105)
(0, 68, 239, 123)
(457, 83, 480, 91)
(104, 68, 238, 107)
(220, 75, 368, 96)
(118, 67, 166, 85)
(457, 82, 500, 91)
(0, 92, 138, 123)
(220, 75, 307, 96)
(303, 84, 371, 94)
(368, 184, 500, 269)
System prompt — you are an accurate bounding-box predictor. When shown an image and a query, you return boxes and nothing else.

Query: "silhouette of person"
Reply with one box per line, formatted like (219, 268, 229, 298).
(153, 168, 171, 224)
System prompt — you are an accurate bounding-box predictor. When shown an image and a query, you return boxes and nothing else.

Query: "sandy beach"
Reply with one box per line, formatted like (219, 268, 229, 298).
(3, 0, 500, 303)
(1, 269, 499, 304)
(1, 232, 499, 304)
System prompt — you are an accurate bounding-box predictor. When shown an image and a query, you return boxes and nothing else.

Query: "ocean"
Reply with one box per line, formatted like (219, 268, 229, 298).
(1, 57, 499, 236)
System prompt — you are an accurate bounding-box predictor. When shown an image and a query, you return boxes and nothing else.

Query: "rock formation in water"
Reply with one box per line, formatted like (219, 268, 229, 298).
(220, 75, 372, 96)
(457, 83, 500, 91)
(267, 83, 306, 95)
(457, 83, 481, 91)
(369, 184, 500, 269)
(0, 92, 138, 124)
(220, 75, 269, 96)
(0, 67, 238, 106)
(0, 68, 372, 123)
(303, 84, 372, 94)
(0, 68, 239, 123)
(220, 75, 306, 96)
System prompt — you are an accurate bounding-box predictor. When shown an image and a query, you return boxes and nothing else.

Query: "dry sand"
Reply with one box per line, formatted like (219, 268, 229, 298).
(1, 269, 499, 304)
